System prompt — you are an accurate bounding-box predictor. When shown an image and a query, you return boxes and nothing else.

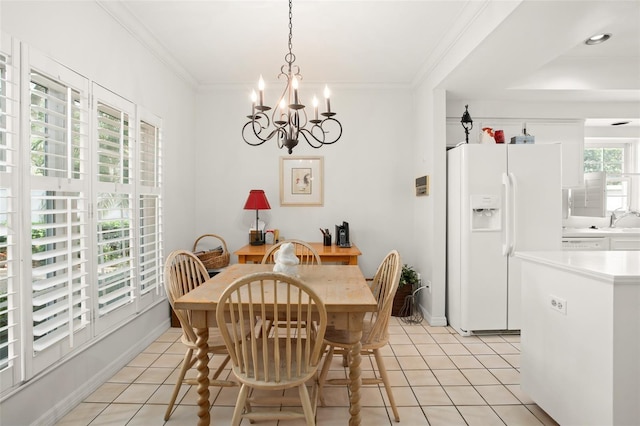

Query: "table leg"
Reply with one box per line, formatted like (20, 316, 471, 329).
(195, 327, 210, 426)
(348, 339, 363, 426)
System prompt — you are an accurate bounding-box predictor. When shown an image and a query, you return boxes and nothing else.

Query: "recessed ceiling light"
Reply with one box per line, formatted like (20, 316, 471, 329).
(611, 121, 630, 126)
(585, 33, 611, 45)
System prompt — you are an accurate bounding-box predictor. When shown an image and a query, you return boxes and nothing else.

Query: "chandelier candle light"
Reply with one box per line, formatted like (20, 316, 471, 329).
(242, 0, 342, 154)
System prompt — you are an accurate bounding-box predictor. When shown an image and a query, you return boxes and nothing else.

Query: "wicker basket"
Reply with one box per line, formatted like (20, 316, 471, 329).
(192, 233, 230, 269)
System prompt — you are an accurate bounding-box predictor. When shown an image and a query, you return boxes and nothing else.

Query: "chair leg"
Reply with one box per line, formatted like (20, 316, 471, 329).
(232, 383, 250, 426)
(373, 348, 400, 422)
(317, 345, 334, 406)
(210, 354, 231, 380)
(342, 350, 350, 367)
(298, 383, 316, 425)
(164, 348, 193, 421)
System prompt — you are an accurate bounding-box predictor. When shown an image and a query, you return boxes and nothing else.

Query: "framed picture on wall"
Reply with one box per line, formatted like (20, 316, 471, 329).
(279, 156, 323, 206)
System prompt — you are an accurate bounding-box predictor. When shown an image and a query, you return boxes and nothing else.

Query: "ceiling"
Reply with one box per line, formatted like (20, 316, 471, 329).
(100, 0, 640, 117)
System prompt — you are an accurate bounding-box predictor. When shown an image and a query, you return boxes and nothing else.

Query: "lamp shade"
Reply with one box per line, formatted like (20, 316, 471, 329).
(243, 190, 271, 210)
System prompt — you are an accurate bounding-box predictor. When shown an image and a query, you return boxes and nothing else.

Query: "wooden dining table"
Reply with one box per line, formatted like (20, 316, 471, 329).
(173, 263, 378, 426)
(234, 242, 362, 265)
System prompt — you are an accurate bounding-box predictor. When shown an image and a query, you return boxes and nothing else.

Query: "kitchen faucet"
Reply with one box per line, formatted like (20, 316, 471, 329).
(610, 209, 640, 228)
(609, 208, 623, 227)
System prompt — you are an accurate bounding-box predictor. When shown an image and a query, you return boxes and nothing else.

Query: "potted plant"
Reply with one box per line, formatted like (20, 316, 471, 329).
(392, 264, 420, 316)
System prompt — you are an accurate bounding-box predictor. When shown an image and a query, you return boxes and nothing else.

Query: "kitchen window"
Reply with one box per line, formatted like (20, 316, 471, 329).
(584, 144, 631, 211)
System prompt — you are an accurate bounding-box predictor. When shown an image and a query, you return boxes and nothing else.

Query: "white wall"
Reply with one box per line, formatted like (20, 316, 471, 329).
(0, 1, 196, 423)
(194, 85, 416, 278)
(408, 1, 522, 326)
(411, 84, 448, 326)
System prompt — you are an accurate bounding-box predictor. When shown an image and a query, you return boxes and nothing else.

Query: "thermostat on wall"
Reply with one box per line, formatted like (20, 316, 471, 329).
(416, 175, 429, 196)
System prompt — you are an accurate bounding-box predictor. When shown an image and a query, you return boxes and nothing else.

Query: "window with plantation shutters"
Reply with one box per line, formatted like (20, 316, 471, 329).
(30, 73, 86, 180)
(0, 42, 20, 392)
(96, 192, 134, 315)
(6, 42, 165, 389)
(97, 102, 131, 184)
(30, 191, 90, 352)
(0, 189, 15, 379)
(583, 144, 632, 212)
(138, 116, 163, 303)
(139, 120, 161, 187)
(94, 87, 136, 330)
(139, 195, 161, 296)
(0, 52, 15, 175)
(26, 50, 91, 374)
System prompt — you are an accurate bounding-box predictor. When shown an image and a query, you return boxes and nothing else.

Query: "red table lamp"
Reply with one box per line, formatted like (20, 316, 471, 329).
(243, 189, 271, 245)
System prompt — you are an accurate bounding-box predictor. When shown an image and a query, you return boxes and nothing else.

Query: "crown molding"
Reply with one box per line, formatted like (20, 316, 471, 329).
(95, 0, 199, 89)
(411, 1, 489, 87)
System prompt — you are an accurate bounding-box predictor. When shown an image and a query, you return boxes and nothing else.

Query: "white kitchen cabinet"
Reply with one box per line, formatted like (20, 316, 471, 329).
(518, 251, 640, 426)
(446, 118, 584, 188)
(562, 228, 640, 250)
(610, 236, 640, 250)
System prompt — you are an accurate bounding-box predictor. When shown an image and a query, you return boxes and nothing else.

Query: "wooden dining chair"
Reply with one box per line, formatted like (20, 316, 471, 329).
(216, 272, 328, 425)
(163, 250, 239, 421)
(317, 249, 402, 421)
(261, 240, 321, 332)
(261, 239, 322, 265)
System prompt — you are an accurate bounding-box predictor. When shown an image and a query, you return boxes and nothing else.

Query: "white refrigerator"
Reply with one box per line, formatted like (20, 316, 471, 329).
(447, 143, 562, 335)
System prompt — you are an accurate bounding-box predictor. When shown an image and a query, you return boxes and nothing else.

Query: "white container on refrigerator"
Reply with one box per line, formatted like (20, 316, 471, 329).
(447, 143, 562, 335)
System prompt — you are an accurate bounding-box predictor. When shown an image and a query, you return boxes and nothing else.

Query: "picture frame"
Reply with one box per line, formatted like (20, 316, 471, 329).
(279, 156, 324, 206)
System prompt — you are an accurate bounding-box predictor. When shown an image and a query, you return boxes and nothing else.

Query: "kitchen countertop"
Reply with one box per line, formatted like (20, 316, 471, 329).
(516, 250, 640, 283)
(562, 227, 640, 237)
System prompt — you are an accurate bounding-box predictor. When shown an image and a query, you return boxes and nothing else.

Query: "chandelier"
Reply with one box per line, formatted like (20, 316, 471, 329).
(242, 0, 342, 154)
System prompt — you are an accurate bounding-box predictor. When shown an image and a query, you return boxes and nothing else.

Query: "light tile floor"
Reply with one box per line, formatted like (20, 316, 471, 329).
(56, 318, 559, 425)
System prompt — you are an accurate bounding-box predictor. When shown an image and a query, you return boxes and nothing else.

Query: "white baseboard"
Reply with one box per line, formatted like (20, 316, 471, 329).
(420, 305, 448, 327)
(0, 301, 171, 426)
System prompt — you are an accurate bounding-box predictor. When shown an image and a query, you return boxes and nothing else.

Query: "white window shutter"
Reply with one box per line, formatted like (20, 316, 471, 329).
(93, 85, 137, 332)
(0, 39, 21, 392)
(137, 114, 163, 304)
(30, 191, 90, 352)
(26, 48, 92, 375)
(6, 43, 165, 386)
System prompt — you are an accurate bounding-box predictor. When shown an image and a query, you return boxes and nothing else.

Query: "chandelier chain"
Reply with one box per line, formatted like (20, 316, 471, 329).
(288, 0, 293, 55)
(287, 0, 294, 69)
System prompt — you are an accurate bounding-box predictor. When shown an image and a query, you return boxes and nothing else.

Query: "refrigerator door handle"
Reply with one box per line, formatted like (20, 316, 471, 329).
(502, 172, 512, 256)
(509, 172, 518, 256)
